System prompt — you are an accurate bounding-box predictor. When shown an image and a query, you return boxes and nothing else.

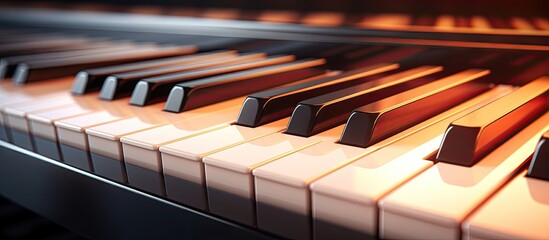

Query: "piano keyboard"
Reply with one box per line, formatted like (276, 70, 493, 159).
(0, 9, 548, 240)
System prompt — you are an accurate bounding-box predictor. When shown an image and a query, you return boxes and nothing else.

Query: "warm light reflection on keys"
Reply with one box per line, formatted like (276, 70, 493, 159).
(202, 126, 343, 227)
(159, 118, 288, 210)
(251, 85, 511, 240)
(310, 86, 514, 238)
(339, 69, 490, 147)
(437, 77, 549, 166)
(463, 170, 549, 239)
(379, 112, 549, 240)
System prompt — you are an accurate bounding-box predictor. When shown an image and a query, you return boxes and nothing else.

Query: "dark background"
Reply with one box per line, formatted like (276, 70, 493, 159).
(3, 0, 549, 17)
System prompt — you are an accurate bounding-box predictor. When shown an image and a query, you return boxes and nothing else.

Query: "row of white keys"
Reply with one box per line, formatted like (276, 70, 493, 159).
(80, 102, 194, 174)
(4, 92, 133, 165)
(76, 96, 242, 181)
(309, 86, 514, 239)
(2, 91, 241, 179)
(3, 90, 159, 171)
(23, 91, 128, 158)
(203, 125, 345, 226)
(250, 85, 514, 240)
(0, 77, 76, 142)
(29, 94, 141, 168)
(378, 111, 549, 239)
(1, 93, 80, 150)
(158, 118, 289, 210)
(118, 97, 246, 195)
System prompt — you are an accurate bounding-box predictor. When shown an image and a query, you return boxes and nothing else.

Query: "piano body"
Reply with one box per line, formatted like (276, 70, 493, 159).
(0, 0, 548, 239)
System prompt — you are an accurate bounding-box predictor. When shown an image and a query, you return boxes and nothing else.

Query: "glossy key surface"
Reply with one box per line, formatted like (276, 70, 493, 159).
(285, 66, 443, 137)
(340, 69, 490, 147)
(235, 63, 398, 127)
(437, 77, 549, 166)
(379, 112, 549, 240)
(165, 58, 327, 112)
(129, 54, 294, 106)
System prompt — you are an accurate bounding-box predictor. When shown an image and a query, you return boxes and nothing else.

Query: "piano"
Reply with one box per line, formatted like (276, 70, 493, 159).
(0, 0, 547, 239)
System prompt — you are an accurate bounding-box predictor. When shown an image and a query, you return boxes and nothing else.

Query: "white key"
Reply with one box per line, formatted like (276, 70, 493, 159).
(55, 110, 130, 172)
(202, 125, 342, 226)
(27, 104, 95, 160)
(463, 170, 549, 240)
(120, 98, 243, 196)
(309, 86, 514, 239)
(160, 118, 287, 211)
(378, 112, 549, 240)
(1, 94, 76, 150)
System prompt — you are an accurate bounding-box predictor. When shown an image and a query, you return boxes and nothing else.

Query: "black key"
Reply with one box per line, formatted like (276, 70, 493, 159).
(129, 54, 294, 106)
(437, 77, 549, 166)
(12, 45, 196, 84)
(0, 42, 138, 80)
(236, 63, 399, 127)
(528, 130, 549, 181)
(99, 52, 254, 100)
(340, 69, 491, 147)
(164, 58, 327, 112)
(73, 50, 233, 95)
(285, 66, 442, 137)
